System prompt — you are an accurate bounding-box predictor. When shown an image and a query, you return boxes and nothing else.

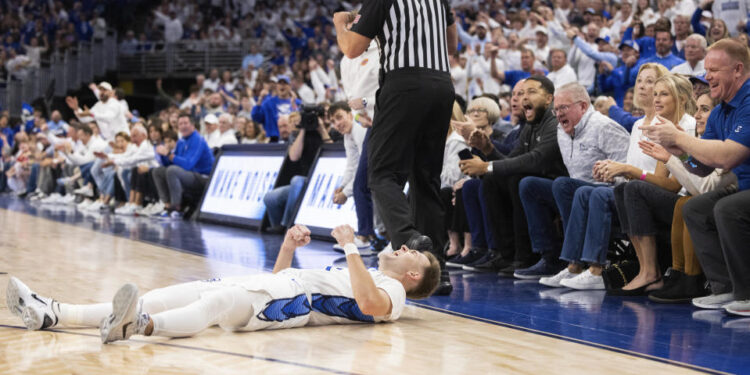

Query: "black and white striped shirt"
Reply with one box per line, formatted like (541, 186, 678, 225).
(351, 0, 455, 76)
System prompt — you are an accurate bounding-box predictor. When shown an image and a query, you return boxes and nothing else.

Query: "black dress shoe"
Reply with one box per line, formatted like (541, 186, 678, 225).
(433, 270, 453, 296)
(464, 251, 510, 272)
(405, 234, 433, 253)
(446, 248, 485, 268)
(461, 249, 493, 269)
(649, 274, 709, 303)
(498, 260, 534, 277)
(607, 278, 662, 296)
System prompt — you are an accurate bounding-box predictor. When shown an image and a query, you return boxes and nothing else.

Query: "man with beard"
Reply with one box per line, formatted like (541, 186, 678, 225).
(453, 80, 528, 270)
(458, 20, 491, 54)
(66, 82, 129, 141)
(458, 76, 567, 274)
(629, 26, 685, 85)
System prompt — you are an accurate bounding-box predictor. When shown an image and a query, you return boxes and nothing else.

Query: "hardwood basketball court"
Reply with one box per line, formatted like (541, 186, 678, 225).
(0, 204, 729, 374)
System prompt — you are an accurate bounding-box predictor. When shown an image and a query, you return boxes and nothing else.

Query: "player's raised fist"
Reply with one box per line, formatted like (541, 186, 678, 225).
(331, 225, 355, 246)
(284, 225, 311, 248)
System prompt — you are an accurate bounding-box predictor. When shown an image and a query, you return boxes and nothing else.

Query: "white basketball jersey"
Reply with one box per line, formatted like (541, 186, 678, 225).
(279, 267, 406, 326)
(214, 273, 312, 331)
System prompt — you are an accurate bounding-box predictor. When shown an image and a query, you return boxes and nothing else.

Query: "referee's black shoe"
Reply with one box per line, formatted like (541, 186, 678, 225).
(433, 271, 453, 296)
(405, 234, 453, 296)
(405, 234, 433, 253)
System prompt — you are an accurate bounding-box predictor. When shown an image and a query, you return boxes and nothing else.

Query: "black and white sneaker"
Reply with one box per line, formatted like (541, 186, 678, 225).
(100, 283, 148, 344)
(6, 276, 60, 330)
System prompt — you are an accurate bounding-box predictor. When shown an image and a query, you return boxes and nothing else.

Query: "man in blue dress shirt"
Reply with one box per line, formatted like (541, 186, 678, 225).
(642, 39, 750, 316)
(152, 113, 215, 219)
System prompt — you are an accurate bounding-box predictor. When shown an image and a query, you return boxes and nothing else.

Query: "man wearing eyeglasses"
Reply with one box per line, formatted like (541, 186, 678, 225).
(515, 82, 630, 280)
(458, 76, 566, 274)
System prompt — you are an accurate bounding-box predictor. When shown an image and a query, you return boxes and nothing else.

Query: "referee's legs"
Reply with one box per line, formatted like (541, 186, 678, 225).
(368, 70, 454, 294)
(410, 79, 453, 256)
(368, 81, 421, 249)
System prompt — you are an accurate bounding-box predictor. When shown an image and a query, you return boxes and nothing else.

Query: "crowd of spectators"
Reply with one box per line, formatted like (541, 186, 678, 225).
(2, 0, 750, 312)
(119, 0, 352, 58)
(0, 0, 112, 81)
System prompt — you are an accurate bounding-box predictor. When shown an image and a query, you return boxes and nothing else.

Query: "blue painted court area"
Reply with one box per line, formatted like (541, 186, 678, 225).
(1, 195, 748, 374)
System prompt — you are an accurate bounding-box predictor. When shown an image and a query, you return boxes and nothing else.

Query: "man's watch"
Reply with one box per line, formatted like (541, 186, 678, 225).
(486, 162, 493, 173)
(361, 98, 368, 108)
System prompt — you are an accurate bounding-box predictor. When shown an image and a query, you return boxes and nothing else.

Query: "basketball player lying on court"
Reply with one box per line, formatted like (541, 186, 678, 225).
(6, 225, 440, 343)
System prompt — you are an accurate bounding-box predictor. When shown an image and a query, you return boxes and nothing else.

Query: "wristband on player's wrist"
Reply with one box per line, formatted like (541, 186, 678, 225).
(343, 243, 359, 256)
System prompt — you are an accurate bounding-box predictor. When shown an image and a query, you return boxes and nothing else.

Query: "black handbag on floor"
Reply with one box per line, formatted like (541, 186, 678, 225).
(602, 259, 640, 290)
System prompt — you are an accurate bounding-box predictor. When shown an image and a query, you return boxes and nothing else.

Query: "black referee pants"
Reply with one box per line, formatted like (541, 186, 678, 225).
(368, 68, 454, 257)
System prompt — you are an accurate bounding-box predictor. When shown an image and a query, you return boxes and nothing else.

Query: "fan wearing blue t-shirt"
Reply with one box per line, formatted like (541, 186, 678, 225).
(641, 39, 750, 316)
(251, 75, 301, 142)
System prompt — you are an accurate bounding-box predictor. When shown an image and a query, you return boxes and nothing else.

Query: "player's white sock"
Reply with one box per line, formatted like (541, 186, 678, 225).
(57, 303, 113, 327)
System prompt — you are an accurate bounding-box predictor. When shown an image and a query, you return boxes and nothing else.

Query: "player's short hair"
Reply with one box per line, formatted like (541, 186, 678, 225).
(406, 252, 441, 299)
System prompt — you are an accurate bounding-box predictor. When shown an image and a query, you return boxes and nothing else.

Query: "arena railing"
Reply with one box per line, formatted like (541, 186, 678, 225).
(2, 31, 119, 117)
(117, 40, 258, 78)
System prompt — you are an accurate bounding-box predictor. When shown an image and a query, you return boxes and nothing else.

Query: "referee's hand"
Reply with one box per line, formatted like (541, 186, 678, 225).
(333, 12, 356, 26)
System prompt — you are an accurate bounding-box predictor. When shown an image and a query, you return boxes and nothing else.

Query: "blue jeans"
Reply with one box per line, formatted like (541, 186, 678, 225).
(79, 162, 94, 185)
(551, 177, 598, 231)
(25, 162, 40, 194)
(560, 183, 616, 265)
(519, 177, 559, 258)
(462, 178, 495, 250)
(119, 168, 132, 198)
(353, 129, 374, 237)
(91, 159, 116, 196)
(263, 175, 307, 227)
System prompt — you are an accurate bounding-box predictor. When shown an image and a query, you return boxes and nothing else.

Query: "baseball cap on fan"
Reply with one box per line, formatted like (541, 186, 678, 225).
(98, 82, 113, 91)
(619, 39, 640, 52)
(276, 75, 291, 84)
(689, 74, 709, 86)
(204, 113, 219, 125)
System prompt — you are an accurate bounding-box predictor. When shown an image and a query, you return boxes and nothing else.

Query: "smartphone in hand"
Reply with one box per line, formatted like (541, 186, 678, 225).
(458, 148, 474, 160)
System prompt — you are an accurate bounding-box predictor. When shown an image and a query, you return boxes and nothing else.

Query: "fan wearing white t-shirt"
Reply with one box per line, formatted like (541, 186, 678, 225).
(7, 225, 440, 343)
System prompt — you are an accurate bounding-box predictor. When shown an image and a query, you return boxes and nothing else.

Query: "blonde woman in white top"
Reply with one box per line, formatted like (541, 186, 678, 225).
(608, 73, 700, 296)
(639, 93, 737, 303)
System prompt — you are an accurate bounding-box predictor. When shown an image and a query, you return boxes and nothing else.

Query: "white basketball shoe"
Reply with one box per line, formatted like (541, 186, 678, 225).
(100, 283, 149, 344)
(6, 276, 60, 330)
